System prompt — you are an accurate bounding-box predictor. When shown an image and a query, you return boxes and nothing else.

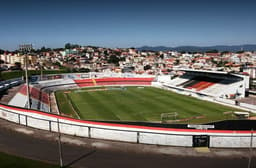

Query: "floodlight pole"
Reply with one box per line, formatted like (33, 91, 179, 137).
(40, 61, 43, 81)
(25, 54, 30, 109)
(248, 129, 253, 168)
(57, 114, 63, 167)
(0, 55, 2, 80)
(41, 65, 43, 80)
(19, 44, 32, 109)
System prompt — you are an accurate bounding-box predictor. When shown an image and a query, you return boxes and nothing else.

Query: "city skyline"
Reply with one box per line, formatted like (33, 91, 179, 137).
(0, 0, 256, 50)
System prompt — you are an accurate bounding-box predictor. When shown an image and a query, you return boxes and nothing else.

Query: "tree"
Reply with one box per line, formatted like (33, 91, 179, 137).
(79, 68, 90, 73)
(9, 62, 22, 71)
(65, 43, 80, 49)
(72, 44, 80, 48)
(174, 59, 180, 65)
(53, 48, 64, 52)
(104, 50, 109, 55)
(39, 46, 51, 52)
(53, 62, 62, 67)
(206, 50, 218, 53)
(0, 49, 4, 54)
(65, 43, 72, 49)
(221, 51, 230, 55)
(144, 65, 151, 71)
(108, 55, 120, 65)
(120, 57, 125, 61)
(14, 62, 22, 69)
(236, 50, 244, 54)
(68, 57, 76, 62)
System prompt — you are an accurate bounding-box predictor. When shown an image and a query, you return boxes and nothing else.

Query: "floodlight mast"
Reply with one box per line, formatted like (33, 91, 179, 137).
(57, 116, 63, 167)
(19, 44, 32, 109)
(247, 129, 253, 168)
(19, 44, 63, 167)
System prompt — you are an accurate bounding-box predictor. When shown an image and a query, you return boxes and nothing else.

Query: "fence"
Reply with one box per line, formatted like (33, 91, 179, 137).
(0, 103, 255, 148)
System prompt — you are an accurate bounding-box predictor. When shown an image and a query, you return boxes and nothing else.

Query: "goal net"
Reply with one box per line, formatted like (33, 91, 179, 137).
(161, 112, 178, 123)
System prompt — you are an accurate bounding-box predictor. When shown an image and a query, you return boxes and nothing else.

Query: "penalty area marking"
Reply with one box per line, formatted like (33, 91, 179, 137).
(64, 93, 81, 119)
(74, 88, 107, 93)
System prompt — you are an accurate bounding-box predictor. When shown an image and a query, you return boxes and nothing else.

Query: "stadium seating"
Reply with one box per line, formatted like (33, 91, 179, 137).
(8, 92, 27, 107)
(166, 76, 191, 86)
(202, 79, 242, 97)
(38, 79, 78, 92)
(9, 78, 78, 112)
(74, 79, 95, 87)
(164, 73, 244, 98)
(18, 84, 50, 105)
(185, 81, 215, 91)
(8, 84, 50, 112)
(74, 77, 154, 87)
(179, 77, 220, 91)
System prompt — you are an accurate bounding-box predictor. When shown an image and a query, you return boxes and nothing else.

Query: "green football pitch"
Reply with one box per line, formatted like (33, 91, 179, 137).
(55, 86, 243, 124)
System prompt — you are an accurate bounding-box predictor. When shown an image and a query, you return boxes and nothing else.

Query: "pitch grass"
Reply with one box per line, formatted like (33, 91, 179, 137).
(55, 86, 243, 124)
(0, 151, 58, 168)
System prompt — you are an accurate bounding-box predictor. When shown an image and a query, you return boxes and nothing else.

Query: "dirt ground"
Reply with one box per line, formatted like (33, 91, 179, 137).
(0, 118, 255, 168)
(0, 84, 23, 104)
(238, 95, 256, 105)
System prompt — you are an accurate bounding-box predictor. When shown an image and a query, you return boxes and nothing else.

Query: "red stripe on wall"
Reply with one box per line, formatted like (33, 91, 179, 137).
(0, 103, 254, 134)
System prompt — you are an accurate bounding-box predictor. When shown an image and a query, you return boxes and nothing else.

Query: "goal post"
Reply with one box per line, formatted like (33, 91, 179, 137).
(161, 112, 178, 123)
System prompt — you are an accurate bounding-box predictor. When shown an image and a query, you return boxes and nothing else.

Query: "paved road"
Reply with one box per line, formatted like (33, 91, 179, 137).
(0, 118, 255, 168)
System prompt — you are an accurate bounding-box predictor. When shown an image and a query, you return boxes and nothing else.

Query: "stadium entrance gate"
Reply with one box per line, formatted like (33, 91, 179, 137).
(192, 135, 209, 147)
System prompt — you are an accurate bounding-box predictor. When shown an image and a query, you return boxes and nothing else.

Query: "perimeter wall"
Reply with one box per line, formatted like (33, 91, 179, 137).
(0, 104, 255, 148)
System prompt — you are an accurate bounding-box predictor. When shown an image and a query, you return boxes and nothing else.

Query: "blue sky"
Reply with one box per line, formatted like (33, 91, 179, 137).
(0, 0, 255, 50)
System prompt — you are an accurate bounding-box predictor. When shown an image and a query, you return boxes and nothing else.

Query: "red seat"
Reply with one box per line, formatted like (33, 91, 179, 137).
(19, 85, 49, 104)
(75, 77, 154, 87)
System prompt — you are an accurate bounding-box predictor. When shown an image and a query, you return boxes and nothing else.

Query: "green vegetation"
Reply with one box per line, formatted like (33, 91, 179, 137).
(56, 86, 243, 124)
(0, 69, 70, 80)
(0, 151, 58, 168)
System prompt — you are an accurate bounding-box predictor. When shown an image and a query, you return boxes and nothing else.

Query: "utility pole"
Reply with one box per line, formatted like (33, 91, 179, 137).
(40, 63, 43, 80)
(248, 129, 254, 168)
(0, 54, 2, 81)
(19, 44, 32, 109)
(57, 116, 63, 167)
(39, 58, 43, 81)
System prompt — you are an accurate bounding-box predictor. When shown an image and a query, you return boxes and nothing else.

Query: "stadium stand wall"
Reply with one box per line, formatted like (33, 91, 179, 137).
(239, 102, 256, 111)
(9, 84, 51, 112)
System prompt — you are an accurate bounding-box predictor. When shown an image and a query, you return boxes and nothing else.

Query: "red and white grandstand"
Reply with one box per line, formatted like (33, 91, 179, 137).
(7, 71, 250, 113)
(157, 69, 249, 99)
(9, 73, 155, 112)
(74, 77, 154, 87)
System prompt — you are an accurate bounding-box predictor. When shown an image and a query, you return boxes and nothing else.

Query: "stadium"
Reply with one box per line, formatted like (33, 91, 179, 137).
(1, 70, 256, 148)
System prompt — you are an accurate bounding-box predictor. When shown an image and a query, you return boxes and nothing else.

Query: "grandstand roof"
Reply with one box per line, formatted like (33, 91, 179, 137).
(176, 69, 228, 75)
